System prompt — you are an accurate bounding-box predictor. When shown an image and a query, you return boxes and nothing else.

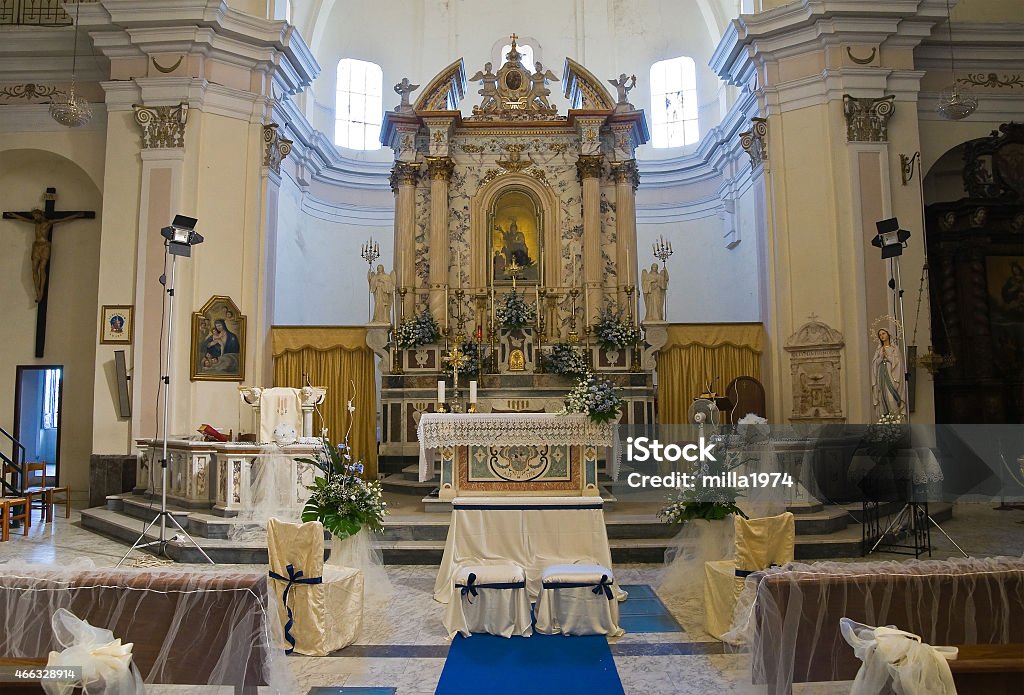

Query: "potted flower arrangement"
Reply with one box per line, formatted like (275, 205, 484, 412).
(298, 398, 388, 542)
(563, 372, 623, 424)
(592, 305, 642, 350)
(544, 342, 589, 379)
(443, 340, 482, 378)
(658, 434, 752, 524)
(395, 309, 440, 349)
(495, 289, 537, 330)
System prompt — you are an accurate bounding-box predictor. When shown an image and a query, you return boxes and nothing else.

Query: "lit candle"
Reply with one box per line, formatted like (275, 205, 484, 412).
(469, 380, 477, 403)
(438, 380, 446, 404)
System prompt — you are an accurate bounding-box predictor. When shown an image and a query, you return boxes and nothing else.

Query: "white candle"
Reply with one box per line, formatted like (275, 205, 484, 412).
(469, 380, 477, 403)
(437, 380, 446, 403)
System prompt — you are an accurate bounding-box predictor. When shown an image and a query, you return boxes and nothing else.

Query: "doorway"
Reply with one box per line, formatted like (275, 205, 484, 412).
(13, 365, 63, 487)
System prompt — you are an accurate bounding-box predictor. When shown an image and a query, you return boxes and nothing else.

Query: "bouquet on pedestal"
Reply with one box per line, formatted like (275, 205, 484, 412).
(496, 289, 537, 330)
(593, 305, 641, 350)
(563, 372, 623, 424)
(395, 309, 440, 349)
(544, 342, 588, 379)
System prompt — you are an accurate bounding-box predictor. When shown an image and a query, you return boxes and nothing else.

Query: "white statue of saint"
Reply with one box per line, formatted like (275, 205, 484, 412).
(368, 264, 396, 324)
(870, 328, 907, 420)
(641, 263, 668, 322)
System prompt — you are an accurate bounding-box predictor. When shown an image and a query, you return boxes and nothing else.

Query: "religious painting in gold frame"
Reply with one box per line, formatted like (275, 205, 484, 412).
(190, 295, 246, 381)
(100, 305, 133, 344)
(489, 188, 542, 286)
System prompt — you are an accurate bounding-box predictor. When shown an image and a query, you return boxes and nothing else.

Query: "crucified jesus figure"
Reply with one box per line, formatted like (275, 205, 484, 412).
(6, 209, 85, 301)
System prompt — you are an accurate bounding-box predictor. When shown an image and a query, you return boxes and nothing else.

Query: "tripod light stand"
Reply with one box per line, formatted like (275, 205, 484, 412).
(117, 216, 214, 566)
(867, 218, 966, 558)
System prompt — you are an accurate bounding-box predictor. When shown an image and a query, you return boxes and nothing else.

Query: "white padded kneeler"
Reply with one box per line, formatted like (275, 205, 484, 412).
(443, 563, 532, 639)
(534, 564, 624, 637)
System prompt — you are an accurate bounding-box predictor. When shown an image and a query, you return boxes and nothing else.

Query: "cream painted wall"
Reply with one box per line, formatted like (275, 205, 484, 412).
(0, 149, 102, 503)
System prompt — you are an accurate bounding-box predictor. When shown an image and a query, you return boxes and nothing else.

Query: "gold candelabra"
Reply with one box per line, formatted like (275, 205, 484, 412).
(567, 288, 581, 343)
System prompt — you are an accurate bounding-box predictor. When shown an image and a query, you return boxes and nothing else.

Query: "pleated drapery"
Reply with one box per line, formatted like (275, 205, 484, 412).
(271, 327, 378, 478)
(656, 323, 764, 425)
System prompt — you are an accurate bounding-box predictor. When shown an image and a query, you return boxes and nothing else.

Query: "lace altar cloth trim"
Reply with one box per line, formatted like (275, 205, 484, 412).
(417, 413, 618, 482)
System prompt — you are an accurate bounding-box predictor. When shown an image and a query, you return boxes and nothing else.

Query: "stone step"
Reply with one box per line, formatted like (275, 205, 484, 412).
(381, 473, 438, 494)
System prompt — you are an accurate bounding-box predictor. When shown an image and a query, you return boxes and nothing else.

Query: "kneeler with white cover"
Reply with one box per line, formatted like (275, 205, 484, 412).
(443, 563, 532, 639)
(267, 518, 364, 656)
(703, 512, 795, 639)
(534, 564, 624, 637)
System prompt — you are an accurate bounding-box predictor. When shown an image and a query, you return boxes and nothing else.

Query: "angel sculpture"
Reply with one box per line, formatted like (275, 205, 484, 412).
(641, 262, 668, 322)
(393, 78, 419, 112)
(469, 62, 499, 112)
(530, 62, 559, 110)
(608, 73, 637, 108)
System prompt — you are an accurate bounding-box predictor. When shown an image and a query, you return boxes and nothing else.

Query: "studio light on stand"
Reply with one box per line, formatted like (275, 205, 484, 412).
(868, 218, 966, 558)
(117, 215, 213, 566)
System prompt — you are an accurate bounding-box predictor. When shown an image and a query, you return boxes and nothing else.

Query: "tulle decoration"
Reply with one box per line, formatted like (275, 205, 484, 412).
(723, 555, 1024, 694)
(327, 527, 393, 609)
(42, 608, 144, 695)
(659, 517, 735, 601)
(840, 618, 956, 695)
(0, 563, 295, 693)
(230, 444, 309, 542)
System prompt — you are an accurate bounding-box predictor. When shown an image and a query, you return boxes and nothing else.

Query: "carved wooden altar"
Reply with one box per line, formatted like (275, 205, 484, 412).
(374, 37, 656, 466)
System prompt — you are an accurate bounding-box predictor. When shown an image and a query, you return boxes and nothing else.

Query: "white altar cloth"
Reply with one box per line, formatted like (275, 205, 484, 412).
(416, 412, 619, 482)
(433, 496, 617, 604)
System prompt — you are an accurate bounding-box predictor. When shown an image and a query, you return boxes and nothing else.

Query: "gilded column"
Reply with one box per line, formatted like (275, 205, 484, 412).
(390, 161, 420, 316)
(426, 156, 455, 324)
(576, 154, 604, 325)
(610, 159, 640, 306)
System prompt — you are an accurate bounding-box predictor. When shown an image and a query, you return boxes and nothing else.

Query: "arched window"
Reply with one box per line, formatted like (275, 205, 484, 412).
(335, 58, 383, 150)
(500, 42, 534, 69)
(650, 56, 699, 148)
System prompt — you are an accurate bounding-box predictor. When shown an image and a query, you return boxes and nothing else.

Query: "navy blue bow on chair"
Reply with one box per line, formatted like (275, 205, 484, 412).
(268, 563, 323, 654)
(459, 572, 479, 599)
(592, 575, 614, 600)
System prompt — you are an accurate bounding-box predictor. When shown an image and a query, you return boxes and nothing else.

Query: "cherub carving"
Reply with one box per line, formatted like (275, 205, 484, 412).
(529, 62, 558, 110)
(469, 62, 499, 112)
(608, 73, 637, 108)
(393, 78, 419, 112)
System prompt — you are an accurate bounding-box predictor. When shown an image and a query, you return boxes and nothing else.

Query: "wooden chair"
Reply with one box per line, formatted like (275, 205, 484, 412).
(1, 496, 30, 542)
(2, 462, 51, 522)
(46, 486, 71, 521)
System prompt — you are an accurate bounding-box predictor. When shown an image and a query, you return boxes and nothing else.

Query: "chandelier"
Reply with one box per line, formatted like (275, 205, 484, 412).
(936, 0, 977, 120)
(50, 1, 92, 128)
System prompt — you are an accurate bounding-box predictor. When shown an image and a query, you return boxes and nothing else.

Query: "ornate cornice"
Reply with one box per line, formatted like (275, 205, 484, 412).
(609, 160, 640, 190)
(133, 103, 188, 149)
(262, 123, 293, 174)
(575, 154, 604, 182)
(842, 95, 895, 143)
(389, 161, 421, 191)
(739, 117, 768, 169)
(425, 156, 456, 181)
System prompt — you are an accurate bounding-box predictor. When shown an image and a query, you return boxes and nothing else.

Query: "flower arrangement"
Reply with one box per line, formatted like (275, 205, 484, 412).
(867, 412, 905, 443)
(563, 372, 623, 424)
(395, 309, 440, 349)
(444, 340, 482, 378)
(659, 483, 748, 523)
(495, 289, 537, 330)
(544, 342, 589, 379)
(592, 305, 642, 350)
(297, 399, 388, 540)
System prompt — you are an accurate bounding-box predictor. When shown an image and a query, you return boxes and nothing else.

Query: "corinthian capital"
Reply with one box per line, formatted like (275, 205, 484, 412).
(262, 123, 293, 174)
(389, 161, 421, 191)
(575, 154, 604, 182)
(133, 103, 189, 149)
(609, 160, 640, 190)
(425, 156, 455, 181)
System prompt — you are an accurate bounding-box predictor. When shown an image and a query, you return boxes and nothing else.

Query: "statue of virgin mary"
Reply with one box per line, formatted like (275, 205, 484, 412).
(870, 327, 907, 420)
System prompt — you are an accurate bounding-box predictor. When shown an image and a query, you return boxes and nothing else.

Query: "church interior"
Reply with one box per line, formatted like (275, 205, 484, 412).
(1, 0, 1023, 693)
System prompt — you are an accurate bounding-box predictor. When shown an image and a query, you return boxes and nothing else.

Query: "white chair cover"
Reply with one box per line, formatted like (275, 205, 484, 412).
(840, 618, 956, 695)
(704, 512, 795, 639)
(443, 564, 532, 639)
(534, 564, 624, 637)
(258, 388, 304, 444)
(267, 518, 363, 656)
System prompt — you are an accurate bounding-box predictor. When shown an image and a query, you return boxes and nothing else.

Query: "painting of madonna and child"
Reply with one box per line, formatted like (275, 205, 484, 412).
(191, 295, 246, 381)
(490, 189, 542, 285)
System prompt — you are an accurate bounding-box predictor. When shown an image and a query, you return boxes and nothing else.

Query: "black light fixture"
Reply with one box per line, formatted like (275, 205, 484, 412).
(872, 218, 911, 259)
(160, 215, 203, 256)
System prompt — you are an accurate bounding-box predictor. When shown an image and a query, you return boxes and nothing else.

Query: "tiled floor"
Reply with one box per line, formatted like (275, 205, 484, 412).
(1, 502, 1021, 694)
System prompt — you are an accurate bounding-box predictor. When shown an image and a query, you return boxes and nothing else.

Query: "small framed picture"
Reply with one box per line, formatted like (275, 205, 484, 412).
(100, 305, 133, 344)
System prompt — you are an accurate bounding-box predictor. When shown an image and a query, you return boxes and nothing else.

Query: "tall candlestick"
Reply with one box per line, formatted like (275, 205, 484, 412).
(456, 248, 462, 288)
(437, 380, 446, 403)
(469, 380, 477, 403)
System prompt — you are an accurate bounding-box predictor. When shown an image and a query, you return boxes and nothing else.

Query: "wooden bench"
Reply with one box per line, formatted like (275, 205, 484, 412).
(0, 569, 284, 693)
(949, 643, 1024, 694)
(747, 559, 1024, 694)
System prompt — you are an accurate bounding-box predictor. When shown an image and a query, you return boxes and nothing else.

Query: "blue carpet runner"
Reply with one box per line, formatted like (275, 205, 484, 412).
(436, 632, 625, 695)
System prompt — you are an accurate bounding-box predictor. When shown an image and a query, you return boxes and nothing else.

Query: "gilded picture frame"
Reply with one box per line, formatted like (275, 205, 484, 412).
(190, 295, 246, 381)
(489, 188, 543, 286)
(100, 305, 133, 344)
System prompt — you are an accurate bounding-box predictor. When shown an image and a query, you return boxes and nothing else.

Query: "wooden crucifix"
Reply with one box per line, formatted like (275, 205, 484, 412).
(3, 187, 95, 357)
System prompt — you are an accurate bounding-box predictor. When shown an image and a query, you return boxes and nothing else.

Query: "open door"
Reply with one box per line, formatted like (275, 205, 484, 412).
(13, 365, 63, 486)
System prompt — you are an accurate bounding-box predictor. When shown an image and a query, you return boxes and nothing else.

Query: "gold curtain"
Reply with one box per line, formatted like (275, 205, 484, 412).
(271, 327, 378, 478)
(657, 323, 764, 424)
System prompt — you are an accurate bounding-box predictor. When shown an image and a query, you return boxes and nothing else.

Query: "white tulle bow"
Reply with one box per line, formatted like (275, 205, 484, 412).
(43, 608, 144, 695)
(840, 617, 956, 695)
